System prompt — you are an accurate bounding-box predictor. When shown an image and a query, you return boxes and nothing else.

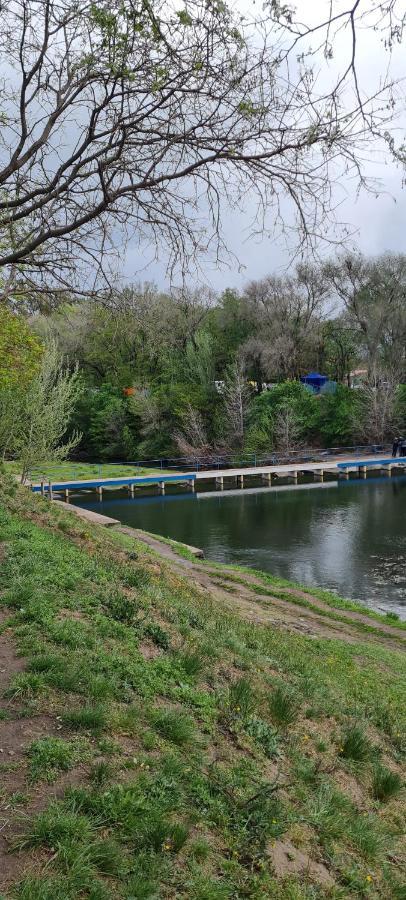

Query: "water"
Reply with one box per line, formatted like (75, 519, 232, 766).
(73, 475, 406, 618)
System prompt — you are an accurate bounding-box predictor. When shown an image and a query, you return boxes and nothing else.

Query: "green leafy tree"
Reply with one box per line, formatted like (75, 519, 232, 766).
(0, 306, 42, 389)
(1, 343, 83, 482)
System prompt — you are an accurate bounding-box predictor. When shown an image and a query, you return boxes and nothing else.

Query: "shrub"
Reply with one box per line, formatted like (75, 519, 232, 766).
(339, 724, 372, 762)
(372, 765, 402, 802)
(268, 685, 297, 727)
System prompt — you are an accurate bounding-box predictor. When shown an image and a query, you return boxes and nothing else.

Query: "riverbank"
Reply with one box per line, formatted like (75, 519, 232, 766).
(0, 478, 405, 898)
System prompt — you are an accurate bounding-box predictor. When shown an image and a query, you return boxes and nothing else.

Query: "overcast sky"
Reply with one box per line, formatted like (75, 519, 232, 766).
(122, 0, 406, 293)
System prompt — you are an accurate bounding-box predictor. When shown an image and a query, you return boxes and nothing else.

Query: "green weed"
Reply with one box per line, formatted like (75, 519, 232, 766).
(245, 716, 279, 758)
(63, 704, 107, 735)
(27, 737, 76, 783)
(268, 685, 297, 727)
(228, 677, 256, 720)
(339, 724, 373, 761)
(372, 765, 402, 801)
(144, 622, 170, 649)
(151, 708, 195, 745)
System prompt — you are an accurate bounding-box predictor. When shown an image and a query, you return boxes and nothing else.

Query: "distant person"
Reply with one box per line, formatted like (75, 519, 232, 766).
(392, 437, 400, 457)
(399, 438, 406, 458)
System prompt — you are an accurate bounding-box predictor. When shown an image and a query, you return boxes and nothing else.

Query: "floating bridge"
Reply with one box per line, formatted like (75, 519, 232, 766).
(31, 454, 406, 499)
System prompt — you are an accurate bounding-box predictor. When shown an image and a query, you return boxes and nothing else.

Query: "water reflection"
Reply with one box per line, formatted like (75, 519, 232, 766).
(73, 475, 406, 618)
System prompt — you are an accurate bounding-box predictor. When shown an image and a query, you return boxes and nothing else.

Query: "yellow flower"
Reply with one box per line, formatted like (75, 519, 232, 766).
(366, 875, 372, 883)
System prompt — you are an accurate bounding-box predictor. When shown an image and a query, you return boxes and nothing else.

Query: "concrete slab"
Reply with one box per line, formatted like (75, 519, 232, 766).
(51, 500, 120, 527)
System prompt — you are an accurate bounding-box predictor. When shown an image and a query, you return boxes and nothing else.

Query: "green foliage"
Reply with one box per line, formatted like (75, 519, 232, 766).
(27, 737, 76, 783)
(0, 307, 42, 390)
(228, 677, 256, 720)
(62, 704, 108, 735)
(268, 685, 297, 727)
(151, 708, 195, 744)
(339, 724, 372, 761)
(245, 716, 279, 757)
(372, 765, 402, 801)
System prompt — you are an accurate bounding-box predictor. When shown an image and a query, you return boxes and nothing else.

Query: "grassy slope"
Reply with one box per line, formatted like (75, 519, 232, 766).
(3, 461, 173, 482)
(0, 480, 404, 900)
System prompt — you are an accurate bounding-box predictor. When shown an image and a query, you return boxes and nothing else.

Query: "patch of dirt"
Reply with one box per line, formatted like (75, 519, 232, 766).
(269, 838, 335, 888)
(138, 640, 162, 660)
(118, 528, 406, 650)
(0, 613, 26, 697)
(56, 608, 87, 622)
(0, 715, 57, 760)
(331, 770, 367, 809)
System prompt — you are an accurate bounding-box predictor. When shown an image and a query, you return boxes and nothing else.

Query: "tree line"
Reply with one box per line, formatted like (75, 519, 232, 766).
(2, 252, 405, 473)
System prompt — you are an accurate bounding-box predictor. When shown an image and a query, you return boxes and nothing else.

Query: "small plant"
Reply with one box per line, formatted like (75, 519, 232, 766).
(144, 622, 170, 649)
(385, 610, 400, 621)
(178, 650, 204, 678)
(7, 671, 46, 698)
(245, 717, 279, 758)
(228, 677, 256, 720)
(88, 761, 112, 787)
(63, 704, 107, 735)
(339, 724, 372, 762)
(105, 591, 136, 625)
(372, 765, 402, 802)
(188, 837, 210, 861)
(151, 709, 195, 745)
(27, 737, 75, 783)
(268, 685, 297, 727)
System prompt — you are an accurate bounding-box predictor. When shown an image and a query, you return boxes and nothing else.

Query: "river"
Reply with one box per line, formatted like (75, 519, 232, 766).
(73, 474, 406, 619)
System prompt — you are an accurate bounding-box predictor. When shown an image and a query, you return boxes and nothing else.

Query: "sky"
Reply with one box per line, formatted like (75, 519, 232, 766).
(122, 0, 406, 294)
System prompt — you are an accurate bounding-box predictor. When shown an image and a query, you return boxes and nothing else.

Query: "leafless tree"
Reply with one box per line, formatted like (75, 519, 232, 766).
(0, 0, 403, 302)
(223, 362, 252, 449)
(242, 266, 328, 380)
(274, 403, 303, 455)
(324, 254, 406, 381)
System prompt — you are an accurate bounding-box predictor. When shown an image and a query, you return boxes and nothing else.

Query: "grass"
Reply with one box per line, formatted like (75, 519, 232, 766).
(3, 459, 173, 482)
(372, 765, 403, 802)
(27, 737, 77, 783)
(339, 723, 373, 762)
(0, 475, 405, 898)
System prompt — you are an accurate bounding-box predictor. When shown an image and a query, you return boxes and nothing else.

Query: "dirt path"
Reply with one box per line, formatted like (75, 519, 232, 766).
(119, 528, 406, 651)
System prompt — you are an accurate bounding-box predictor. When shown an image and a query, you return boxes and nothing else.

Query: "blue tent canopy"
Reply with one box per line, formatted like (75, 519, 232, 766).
(300, 372, 328, 392)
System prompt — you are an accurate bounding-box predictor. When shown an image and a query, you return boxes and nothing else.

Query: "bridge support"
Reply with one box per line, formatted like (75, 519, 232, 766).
(40, 480, 45, 497)
(238, 474, 244, 488)
(262, 473, 272, 486)
(189, 479, 195, 492)
(358, 465, 367, 479)
(159, 481, 165, 494)
(48, 481, 53, 500)
(288, 471, 298, 484)
(64, 489, 70, 502)
(338, 469, 349, 480)
(381, 465, 392, 477)
(96, 486, 103, 500)
(314, 470, 324, 483)
(216, 476, 224, 490)
(128, 483, 135, 497)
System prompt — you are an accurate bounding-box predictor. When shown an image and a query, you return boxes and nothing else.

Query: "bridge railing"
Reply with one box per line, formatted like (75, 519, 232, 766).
(28, 443, 390, 483)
